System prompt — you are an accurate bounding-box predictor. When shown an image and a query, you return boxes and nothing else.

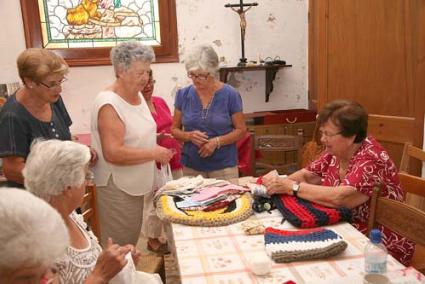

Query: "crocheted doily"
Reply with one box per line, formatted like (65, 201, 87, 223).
(264, 227, 347, 263)
(156, 193, 253, 226)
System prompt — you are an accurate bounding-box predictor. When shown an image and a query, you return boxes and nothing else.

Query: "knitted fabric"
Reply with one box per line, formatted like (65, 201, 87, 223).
(156, 192, 253, 226)
(271, 195, 352, 228)
(264, 227, 347, 263)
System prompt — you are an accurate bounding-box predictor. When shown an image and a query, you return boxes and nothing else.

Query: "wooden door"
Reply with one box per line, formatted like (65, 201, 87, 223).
(309, 0, 425, 172)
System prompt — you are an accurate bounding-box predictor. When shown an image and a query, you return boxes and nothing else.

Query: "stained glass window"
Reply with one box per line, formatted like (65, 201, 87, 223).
(38, 0, 160, 49)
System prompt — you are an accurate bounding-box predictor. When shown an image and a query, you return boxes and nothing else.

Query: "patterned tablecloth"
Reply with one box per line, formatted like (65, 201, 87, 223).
(167, 209, 409, 284)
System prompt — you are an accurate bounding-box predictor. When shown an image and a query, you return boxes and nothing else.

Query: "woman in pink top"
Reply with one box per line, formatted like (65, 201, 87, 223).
(141, 70, 183, 253)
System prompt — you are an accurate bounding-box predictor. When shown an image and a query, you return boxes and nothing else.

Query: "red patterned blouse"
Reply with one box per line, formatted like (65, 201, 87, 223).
(306, 136, 414, 266)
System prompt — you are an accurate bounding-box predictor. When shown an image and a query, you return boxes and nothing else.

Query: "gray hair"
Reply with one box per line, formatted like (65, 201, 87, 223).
(23, 139, 91, 201)
(185, 44, 219, 75)
(110, 41, 155, 74)
(0, 189, 69, 270)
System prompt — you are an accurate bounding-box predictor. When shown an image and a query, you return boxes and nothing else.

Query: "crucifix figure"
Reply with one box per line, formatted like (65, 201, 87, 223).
(225, 0, 258, 66)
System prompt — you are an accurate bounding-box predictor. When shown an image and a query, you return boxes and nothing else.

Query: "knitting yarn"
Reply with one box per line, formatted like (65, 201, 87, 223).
(156, 192, 253, 226)
(272, 195, 352, 228)
(264, 227, 347, 263)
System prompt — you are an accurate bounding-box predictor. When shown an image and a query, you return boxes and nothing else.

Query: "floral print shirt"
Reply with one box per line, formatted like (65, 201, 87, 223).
(306, 136, 414, 265)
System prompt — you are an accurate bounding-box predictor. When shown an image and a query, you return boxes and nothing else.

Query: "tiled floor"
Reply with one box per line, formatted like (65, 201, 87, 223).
(136, 234, 180, 284)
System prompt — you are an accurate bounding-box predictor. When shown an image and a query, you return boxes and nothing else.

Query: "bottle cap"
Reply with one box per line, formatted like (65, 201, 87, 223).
(370, 229, 382, 244)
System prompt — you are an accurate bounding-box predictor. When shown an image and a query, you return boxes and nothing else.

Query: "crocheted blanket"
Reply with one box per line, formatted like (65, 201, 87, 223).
(264, 227, 347, 263)
(272, 195, 352, 228)
(156, 192, 253, 227)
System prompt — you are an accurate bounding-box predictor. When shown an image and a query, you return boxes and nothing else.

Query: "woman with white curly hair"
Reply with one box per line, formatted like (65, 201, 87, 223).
(0, 188, 68, 283)
(23, 139, 143, 284)
(91, 41, 173, 247)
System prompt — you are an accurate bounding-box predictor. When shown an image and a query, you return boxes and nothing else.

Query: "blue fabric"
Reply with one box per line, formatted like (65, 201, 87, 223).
(264, 229, 340, 245)
(0, 94, 72, 188)
(174, 84, 243, 171)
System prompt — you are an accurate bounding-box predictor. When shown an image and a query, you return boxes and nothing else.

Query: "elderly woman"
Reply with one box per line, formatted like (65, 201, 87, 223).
(0, 188, 69, 284)
(23, 139, 136, 284)
(0, 48, 72, 188)
(141, 70, 182, 253)
(263, 100, 414, 265)
(90, 41, 173, 247)
(171, 45, 247, 180)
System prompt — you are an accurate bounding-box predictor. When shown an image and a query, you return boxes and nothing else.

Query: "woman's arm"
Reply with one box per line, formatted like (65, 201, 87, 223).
(170, 109, 208, 146)
(265, 176, 369, 209)
(2, 156, 25, 185)
(97, 105, 172, 165)
(198, 111, 247, 158)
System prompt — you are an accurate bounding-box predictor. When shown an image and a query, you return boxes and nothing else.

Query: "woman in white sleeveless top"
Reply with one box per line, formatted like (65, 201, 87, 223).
(91, 42, 173, 247)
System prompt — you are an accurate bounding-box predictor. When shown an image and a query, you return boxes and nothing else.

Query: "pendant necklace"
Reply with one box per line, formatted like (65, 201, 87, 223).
(201, 93, 216, 120)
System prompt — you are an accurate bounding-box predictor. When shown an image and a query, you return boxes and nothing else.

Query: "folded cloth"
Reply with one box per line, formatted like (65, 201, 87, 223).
(264, 227, 347, 263)
(271, 195, 352, 228)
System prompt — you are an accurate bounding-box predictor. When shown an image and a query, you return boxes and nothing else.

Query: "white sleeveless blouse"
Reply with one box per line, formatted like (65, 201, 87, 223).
(91, 91, 156, 196)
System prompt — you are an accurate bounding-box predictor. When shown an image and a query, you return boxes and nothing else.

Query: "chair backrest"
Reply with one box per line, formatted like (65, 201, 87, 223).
(399, 142, 425, 173)
(254, 134, 302, 175)
(398, 142, 425, 210)
(367, 186, 425, 247)
(81, 182, 101, 240)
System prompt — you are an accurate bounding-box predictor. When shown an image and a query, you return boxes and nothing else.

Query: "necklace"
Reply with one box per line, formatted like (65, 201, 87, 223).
(201, 94, 216, 120)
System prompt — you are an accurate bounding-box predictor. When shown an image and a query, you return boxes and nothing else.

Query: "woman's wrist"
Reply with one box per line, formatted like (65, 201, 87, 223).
(215, 136, 221, 149)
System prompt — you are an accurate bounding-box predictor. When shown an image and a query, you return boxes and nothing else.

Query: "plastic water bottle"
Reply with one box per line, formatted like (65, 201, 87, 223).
(364, 229, 387, 274)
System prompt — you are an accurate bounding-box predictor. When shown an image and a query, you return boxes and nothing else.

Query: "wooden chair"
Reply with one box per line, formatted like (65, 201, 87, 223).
(254, 134, 302, 176)
(368, 185, 425, 273)
(81, 182, 101, 240)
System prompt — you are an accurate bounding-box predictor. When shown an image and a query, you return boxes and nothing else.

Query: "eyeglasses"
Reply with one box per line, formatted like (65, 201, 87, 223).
(38, 78, 67, 89)
(187, 72, 210, 81)
(148, 79, 156, 85)
(319, 130, 341, 138)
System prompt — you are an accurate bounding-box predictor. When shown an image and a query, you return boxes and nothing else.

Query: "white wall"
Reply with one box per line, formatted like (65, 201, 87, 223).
(0, 0, 308, 134)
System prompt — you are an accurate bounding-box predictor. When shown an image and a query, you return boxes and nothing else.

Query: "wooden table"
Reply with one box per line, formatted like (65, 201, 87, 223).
(166, 209, 407, 283)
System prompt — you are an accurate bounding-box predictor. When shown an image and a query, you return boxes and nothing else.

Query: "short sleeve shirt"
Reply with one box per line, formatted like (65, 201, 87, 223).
(306, 136, 414, 265)
(0, 94, 72, 186)
(174, 84, 243, 171)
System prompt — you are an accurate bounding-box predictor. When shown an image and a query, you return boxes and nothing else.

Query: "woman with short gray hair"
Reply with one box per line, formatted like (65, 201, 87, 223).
(91, 41, 173, 246)
(0, 188, 68, 283)
(171, 44, 247, 179)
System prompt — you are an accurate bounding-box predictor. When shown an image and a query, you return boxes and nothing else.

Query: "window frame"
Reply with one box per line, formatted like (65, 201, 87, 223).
(19, 0, 179, 66)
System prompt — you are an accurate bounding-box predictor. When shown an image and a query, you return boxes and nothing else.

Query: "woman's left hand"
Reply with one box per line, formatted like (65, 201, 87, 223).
(123, 244, 141, 265)
(198, 139, 218, 158)
(263, 176, 293, 195)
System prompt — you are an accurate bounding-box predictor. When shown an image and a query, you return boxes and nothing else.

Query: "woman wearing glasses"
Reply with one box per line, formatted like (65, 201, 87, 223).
(141, 70, 182, 253)
(171, 45, 247, 180)
(0, 48, 75, 188)
(263, 100, 414, 266)
(91, 42, 173, 247)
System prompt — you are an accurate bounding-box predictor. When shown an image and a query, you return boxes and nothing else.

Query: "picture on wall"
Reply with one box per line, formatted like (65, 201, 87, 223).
(20, 0, 178, 66)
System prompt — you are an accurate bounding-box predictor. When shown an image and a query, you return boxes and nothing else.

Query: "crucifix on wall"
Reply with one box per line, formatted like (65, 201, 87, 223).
(225, 0, 258, 66)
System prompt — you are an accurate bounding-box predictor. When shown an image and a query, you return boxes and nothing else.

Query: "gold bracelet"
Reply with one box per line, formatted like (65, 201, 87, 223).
(216, 137, 221, 149)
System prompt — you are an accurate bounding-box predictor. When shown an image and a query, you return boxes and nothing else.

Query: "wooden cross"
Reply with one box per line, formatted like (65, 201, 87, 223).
(225, 0, 258, 66)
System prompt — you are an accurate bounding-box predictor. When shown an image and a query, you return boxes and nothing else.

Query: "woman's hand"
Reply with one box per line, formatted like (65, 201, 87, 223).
(88, 146, 98, 166)
(189, 130, 209, 147)
(157, 131, 173, 142)
(87, 238, 129, 283)
(123, 244, 141, 265)
(263, 176, 294, 196)
(198, 139, 218, 158)
(153, 145, 174, 164)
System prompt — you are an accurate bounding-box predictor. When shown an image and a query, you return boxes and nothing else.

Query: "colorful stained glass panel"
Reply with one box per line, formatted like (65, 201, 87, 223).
(37, 0, 160, 49)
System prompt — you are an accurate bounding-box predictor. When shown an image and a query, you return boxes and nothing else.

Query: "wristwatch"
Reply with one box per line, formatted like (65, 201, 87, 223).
(292, 182, 300, 197)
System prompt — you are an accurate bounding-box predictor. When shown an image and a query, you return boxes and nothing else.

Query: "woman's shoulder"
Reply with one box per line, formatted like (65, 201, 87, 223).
(355, 136, 394, 163)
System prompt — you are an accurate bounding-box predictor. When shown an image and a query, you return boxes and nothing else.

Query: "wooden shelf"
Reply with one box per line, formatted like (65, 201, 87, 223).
(219, 64, 292, 102)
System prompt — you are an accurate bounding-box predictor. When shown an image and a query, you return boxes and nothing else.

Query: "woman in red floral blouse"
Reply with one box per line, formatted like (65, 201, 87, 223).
(263, 100, 414, 266)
